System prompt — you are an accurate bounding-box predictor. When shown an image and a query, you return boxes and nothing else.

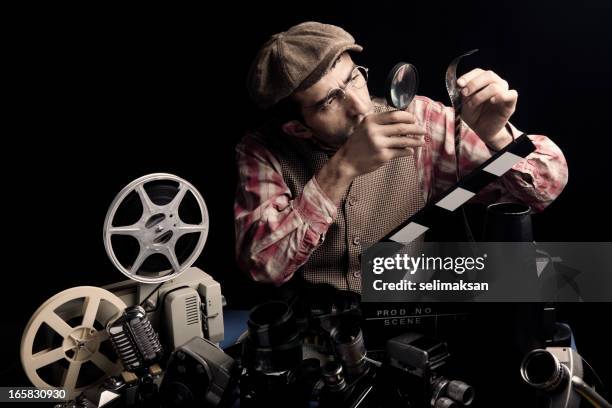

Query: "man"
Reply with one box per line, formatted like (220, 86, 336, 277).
(235, 22, 568, 293)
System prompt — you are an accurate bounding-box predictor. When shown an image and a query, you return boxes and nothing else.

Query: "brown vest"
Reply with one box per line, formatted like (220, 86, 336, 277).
(261, 103, 424, 292)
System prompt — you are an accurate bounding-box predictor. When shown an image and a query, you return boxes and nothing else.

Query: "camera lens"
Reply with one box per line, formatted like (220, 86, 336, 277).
(434, 397, 457, 408)
(520, 349, 567, 392)
(243, 301, 302, 374)
(330, 318, 367, 377)
(247, 301, 297, 347)
(322, 361, 347, 393)
(447, 380, 474, 406)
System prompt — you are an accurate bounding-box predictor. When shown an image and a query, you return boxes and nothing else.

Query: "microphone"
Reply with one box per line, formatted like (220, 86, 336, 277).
(107, 305, 163, 373)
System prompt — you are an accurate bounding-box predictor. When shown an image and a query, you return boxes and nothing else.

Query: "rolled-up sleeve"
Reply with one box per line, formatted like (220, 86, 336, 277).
(234, 134, 337, 285)
(416, 96, 568, 212)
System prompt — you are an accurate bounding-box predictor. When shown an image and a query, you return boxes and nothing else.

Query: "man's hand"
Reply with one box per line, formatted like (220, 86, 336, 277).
(457, 69, 518, 149)
(336, 110, 427, 177)
(316, 111, 426, 204)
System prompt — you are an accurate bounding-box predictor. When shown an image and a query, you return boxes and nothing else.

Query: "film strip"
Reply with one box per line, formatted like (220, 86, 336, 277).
(446, 49, 479, 244)
(445, 49, 478, 180)
(383, 133, 536, 243)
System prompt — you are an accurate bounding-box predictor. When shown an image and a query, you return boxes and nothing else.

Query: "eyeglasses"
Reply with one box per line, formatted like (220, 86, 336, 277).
(308, 65, 369, 113)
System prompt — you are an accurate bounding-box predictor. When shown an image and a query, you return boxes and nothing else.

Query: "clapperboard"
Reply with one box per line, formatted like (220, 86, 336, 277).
(382, 133, 536, 243)
(364, 134, 536, 352)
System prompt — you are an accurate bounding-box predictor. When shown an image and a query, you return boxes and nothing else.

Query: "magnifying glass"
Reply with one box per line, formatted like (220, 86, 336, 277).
(385, 62, 419, 110)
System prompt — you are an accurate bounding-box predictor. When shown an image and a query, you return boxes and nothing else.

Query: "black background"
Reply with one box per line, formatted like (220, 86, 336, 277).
(4, 0, 611, 399)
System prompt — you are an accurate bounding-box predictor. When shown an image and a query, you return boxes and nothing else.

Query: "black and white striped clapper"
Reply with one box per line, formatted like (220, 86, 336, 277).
(383, 134, 536, 243)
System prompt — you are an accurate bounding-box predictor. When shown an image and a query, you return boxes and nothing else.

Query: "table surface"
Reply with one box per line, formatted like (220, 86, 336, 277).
(220, 310, 250, 349)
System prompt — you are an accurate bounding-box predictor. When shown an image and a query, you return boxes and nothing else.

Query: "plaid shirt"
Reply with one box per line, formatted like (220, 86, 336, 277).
(235, 95, 568, 285)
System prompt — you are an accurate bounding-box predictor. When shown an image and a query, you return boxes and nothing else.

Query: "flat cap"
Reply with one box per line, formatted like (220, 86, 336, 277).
(247, 21, 363, 109)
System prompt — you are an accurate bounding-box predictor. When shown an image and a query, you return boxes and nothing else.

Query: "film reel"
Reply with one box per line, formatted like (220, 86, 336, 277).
(20, 286, 127, 399)
(103, 173, 209, 283)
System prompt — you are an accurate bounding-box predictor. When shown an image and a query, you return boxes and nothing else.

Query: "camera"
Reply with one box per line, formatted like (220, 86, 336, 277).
(240, 300, 307, 407)
(379, 332, 474, 408)
(160, 337, 238, 408)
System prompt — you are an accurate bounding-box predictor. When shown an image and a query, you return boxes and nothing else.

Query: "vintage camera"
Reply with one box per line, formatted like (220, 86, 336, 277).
(318, 316, 378, 408)
(159, 336, 237, 408)
(240, 300, 307, 407)
(520, 347, 611, 408)
(381, 332, 474, 408)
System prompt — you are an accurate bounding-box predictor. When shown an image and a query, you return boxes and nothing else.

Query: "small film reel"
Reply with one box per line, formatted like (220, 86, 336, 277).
(103, 173, 209, 283)
(20, 286, 127, 399)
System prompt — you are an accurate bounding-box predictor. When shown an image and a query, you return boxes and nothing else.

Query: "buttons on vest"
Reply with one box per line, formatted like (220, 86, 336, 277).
(270, 106, 424, 292)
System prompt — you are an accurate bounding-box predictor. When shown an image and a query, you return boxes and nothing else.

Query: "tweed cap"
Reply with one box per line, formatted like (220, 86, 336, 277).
(247, 21, 363, 109)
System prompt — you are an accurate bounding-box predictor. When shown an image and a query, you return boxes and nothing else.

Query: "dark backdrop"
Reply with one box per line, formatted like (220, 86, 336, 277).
(4, 0, 611, 395)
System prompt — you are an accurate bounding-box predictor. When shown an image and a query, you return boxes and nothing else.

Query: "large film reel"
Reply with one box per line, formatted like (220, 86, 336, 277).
(20, 286, 127, 399)
(103, 173, 209, 283)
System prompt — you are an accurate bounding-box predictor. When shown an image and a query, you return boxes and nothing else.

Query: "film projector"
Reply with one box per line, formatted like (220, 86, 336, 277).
(19, 173, 226, 406)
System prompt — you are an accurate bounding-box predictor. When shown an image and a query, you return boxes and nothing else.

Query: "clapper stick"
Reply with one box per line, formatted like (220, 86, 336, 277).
(383, 133, 535, 243)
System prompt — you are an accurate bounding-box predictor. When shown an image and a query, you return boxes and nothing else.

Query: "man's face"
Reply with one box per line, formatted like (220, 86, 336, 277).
(292, 53, 373, 149)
